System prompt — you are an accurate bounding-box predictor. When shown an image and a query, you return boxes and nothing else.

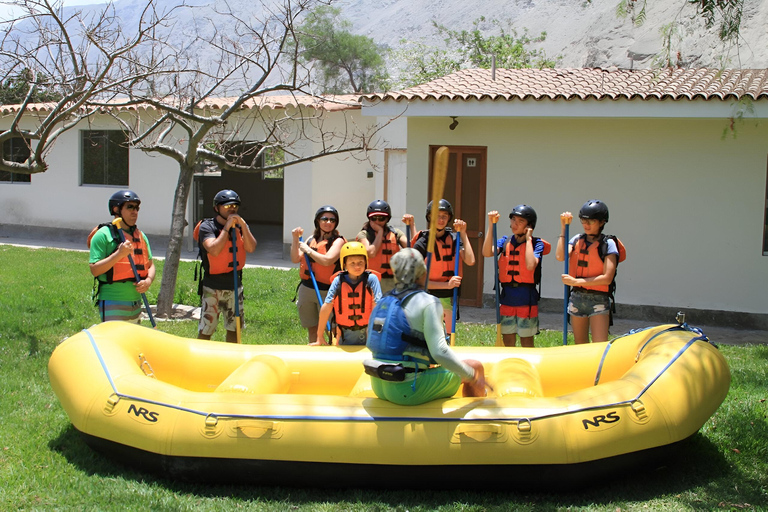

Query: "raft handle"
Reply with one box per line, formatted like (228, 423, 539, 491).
(103, 393, 120, 414)
(631, 400, 647, 420)
(138, 353, 156, 379)
(451, 423, 507, 443)
(517, 418, 532, 434)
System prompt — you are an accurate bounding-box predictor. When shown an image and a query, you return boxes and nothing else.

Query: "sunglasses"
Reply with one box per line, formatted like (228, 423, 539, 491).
(319, 216, 337, 223)
(369, 215, 388, 222)
(125, 204, 140, 211)
(221, 204, 239, 209)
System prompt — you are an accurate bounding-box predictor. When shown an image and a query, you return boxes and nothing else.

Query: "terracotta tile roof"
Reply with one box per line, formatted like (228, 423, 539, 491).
(364, 68, 768, 102)
(0, 94, 361, 115)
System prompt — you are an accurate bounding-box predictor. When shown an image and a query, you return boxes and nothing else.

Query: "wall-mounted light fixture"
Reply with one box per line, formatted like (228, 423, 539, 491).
(449, 116, 459, 130)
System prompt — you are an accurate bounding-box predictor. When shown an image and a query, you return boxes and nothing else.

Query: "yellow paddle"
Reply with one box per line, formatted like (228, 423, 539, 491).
(424, 146, 449, 291)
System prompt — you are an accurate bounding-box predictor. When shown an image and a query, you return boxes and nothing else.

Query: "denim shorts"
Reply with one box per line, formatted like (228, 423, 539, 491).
(568, 289, 610, 318)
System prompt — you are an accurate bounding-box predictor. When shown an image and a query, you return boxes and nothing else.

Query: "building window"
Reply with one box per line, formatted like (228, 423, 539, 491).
(0, 137, 31, 183)
(81, 130, 129, 186)
(217, 141, 283, 180)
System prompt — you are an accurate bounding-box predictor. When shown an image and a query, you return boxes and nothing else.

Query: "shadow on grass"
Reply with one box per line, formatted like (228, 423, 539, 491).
(48, 423, 762, 508)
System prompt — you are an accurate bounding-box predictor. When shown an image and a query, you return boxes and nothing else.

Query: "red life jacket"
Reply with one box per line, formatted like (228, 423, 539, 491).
(367, 229, 400, 279)
(498, 237, 551, 285)
(332, 270, 381, 329)
(568, 234, 625, 293)
(194, 219, 246, 275)
(299, 236, 343, 286)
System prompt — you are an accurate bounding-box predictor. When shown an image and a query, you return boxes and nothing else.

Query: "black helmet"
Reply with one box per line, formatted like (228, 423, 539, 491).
(578, 200, 609, 223)
(108, 190, 141, 215)
(213, 189, 241, 209)
(366, 199, 391, 221)
(509, 204, 537, 229)
(314, 205, 339, 230)
(425, 199, 454, 224)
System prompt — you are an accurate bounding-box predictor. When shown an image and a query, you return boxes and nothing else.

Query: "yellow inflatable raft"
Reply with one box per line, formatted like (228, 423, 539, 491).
(48, 321, 730, 488)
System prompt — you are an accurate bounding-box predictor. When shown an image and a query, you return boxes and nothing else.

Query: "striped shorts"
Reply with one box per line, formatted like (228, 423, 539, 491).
(98, 300, 142, 323)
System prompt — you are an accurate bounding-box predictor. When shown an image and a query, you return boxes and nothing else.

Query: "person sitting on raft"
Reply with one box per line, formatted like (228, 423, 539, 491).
(364, 248, 487, 405)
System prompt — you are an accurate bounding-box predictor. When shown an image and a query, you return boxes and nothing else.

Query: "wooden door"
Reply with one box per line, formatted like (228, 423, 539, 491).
(429, 146, 487, 307)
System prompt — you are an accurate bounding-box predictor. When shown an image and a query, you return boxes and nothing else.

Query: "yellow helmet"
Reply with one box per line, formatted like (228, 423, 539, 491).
(340, 241, 368, 271)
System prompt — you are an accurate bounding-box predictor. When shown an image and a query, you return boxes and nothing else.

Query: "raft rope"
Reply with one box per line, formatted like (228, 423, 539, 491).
(592, 322, 706, 386)
(82, 325, 709, 427)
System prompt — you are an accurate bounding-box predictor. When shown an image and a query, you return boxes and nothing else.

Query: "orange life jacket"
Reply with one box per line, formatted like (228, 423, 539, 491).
(194, 219, 246, 275)
(331, 270, 381, 329)
(95, 224, 149, 283)
(367, 229, 400, 279)
(414, 230, 459, 282)
(568, 234, 625, 293)
(299, 236, 343, 287)
(498, 237, 551, 285)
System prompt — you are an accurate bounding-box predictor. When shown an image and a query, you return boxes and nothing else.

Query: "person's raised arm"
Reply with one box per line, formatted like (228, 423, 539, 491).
(555, 212, 572, 262)
(481, 211, 499, 258)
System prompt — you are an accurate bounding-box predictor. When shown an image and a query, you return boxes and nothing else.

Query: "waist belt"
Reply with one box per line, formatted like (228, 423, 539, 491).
(301, 279, 330, 291)
(339, 324, 367, 331)
(572, 287, 609, 295)
(363, 359, 427, 382)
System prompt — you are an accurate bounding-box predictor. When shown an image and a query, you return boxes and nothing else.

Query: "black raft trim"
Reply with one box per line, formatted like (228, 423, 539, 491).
(78, 430, 693, 491)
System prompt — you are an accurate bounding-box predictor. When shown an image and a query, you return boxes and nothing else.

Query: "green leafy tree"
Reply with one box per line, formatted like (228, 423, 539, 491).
(389, 17, 559, 89)
(0, 69, 62, 105)
(295, 6, 388, 94)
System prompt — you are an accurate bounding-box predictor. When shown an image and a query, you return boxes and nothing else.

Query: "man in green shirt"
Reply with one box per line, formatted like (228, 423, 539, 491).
(89, 190, 155, 323)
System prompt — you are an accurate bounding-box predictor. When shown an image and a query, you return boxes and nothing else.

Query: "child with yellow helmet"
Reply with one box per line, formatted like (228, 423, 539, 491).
(311, 241, 383, 346)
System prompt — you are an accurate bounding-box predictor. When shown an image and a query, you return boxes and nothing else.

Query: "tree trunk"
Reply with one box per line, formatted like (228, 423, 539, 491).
(155, 163, 195, 318)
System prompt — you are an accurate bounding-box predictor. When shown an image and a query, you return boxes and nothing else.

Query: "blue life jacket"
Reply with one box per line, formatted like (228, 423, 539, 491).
(366, 288, 430, 361)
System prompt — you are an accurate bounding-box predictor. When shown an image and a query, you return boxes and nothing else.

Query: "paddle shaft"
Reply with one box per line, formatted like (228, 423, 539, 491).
(450, 230, 461, 346)
(563, 223, 570, 345)
(112, 218, 156, 328)
(300, 236, 332, 340)
(230, 227, 242, 343)
(492, 220, 503, 346)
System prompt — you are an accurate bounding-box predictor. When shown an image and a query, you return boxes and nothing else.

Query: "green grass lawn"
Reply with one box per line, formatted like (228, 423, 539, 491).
(0, 245, 766, 510)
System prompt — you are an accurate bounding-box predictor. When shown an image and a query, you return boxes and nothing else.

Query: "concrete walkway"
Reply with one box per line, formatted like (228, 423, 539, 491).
(2, 223, 765, 346)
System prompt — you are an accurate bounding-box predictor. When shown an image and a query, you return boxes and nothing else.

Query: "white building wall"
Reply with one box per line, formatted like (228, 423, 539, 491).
(281, 112, 407, 244)
(407, 116, 768, 315)
(0, 114, 181, 236)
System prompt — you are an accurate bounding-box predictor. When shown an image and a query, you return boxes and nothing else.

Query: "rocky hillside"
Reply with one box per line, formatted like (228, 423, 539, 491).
(337, 0, 768, 70)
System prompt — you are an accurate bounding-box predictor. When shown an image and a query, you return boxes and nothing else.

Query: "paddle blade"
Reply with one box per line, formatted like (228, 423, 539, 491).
(426, 146, 449, 252)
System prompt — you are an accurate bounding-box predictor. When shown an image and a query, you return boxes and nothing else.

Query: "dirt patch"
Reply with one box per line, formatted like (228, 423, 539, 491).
(142, 304, 199, 322)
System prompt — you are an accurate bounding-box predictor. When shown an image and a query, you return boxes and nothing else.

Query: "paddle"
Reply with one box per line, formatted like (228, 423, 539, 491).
(300, 235, 333, 344)
(492, 218, 503, 346)
(111, 218, 156, 328)
(563, 221, 571, 345)
(449, 229, 461, 347)
(425, 146, 449, 291)
(230, 227, 242, 344)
